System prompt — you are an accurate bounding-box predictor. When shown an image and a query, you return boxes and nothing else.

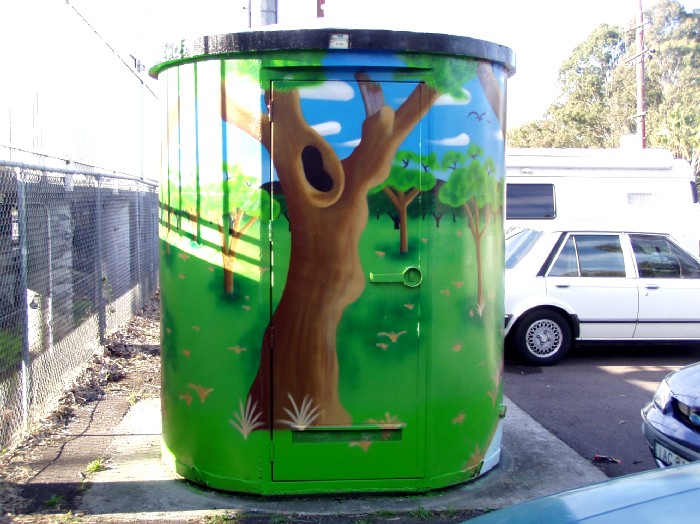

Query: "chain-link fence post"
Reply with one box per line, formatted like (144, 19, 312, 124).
(95, 176, 106, 345)
(16, 168, 31, 432)
(135, 190, 142, 302)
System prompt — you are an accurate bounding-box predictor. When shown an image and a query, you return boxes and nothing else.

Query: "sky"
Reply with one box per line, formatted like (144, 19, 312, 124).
(113, 0, 699, 129)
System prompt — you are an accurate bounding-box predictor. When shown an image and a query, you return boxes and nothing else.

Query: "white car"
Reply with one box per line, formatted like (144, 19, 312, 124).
(504, 228, 700, 365)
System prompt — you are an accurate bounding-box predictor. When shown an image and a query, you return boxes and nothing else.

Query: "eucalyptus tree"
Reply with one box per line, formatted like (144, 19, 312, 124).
(507, 0, 699, 175)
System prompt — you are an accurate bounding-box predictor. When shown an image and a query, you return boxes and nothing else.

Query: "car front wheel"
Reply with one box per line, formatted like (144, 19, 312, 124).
(511, 310, 572, 366)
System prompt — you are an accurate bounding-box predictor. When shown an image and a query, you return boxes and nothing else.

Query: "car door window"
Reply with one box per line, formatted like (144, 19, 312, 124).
(548, 234, 625, 277)
(630, 235, 700, 279)
(548, 237, 579, 276)
(576, 236, 626, 277)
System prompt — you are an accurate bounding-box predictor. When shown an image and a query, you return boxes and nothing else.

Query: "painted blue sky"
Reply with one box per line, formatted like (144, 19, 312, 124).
(295, 74, 506, 182)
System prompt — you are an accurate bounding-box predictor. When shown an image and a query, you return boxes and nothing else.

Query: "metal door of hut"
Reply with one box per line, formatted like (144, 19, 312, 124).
(267, 79, 427, 481)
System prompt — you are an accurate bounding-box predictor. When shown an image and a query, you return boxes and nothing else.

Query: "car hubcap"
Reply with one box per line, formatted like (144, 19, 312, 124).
(526, 319, 562, 357)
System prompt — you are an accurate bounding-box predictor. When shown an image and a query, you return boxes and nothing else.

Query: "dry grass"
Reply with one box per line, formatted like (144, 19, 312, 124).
(0, 292, 161, 523)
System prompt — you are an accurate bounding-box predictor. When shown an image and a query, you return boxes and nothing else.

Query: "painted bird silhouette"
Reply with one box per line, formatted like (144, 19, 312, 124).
(378, 331, 407, 343)
(468, 111, 487, 121)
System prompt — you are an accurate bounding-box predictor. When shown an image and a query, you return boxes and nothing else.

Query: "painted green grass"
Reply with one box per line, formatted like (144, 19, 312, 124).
(159, 210, 504, 480)
(161, 212, 504, 391)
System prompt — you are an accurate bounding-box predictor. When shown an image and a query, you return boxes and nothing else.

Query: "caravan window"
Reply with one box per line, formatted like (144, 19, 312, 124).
(506, 184, 556, 219)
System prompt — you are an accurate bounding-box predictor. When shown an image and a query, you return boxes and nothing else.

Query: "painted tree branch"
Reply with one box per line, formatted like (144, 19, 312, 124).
(477, 61, 507, 137)
(218, 212, 259, 295)
(222, 85, 272, 152)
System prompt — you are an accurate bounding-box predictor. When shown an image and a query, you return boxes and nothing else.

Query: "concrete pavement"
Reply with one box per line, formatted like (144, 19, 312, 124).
(76, 396, 608, 522)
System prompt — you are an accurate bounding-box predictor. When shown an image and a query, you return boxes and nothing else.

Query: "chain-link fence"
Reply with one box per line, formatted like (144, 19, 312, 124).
(0, 162, 159, 450)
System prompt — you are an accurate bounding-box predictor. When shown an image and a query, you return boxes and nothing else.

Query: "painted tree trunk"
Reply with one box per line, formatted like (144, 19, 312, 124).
(398, 204, 409, 254)
(223, 252, 236, 295)
(247, 84, 438, 428)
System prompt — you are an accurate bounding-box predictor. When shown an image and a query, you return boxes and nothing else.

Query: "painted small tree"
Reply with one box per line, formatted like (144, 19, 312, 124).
(438, 153, 500, 315)
(371, 150, 436, 253)
(423, 180, 452, 228)
(199, 163, 279, 295)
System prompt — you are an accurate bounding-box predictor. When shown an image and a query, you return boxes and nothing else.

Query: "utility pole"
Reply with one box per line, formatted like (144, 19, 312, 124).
(625, 0, 648, 148)
(246, 0, 278, 28)
(636, 0, 646, 148)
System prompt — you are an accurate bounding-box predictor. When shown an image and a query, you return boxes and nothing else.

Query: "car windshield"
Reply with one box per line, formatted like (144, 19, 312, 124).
(505, 228, 542, 269)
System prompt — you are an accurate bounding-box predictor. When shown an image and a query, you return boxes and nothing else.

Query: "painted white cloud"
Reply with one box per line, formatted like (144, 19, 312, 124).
(340, 139, 361, 147)
(311, 121, 341, 136)
(432, 133, 470, 147)
(299, 82, 354, 101)
(435, 90, 472, 106)
(393, 88, 471, 108)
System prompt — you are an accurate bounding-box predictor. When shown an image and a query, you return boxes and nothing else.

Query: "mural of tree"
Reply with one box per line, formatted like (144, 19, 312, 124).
(371, 150, 436, 253)
(258, 77, 438, 427)
(438, 155, 500, 315)
(367, 189, 396, 224)
(441, 150, 465, 171)
(221, 56, 505, 429)
(424, 180, 460, 228)
(439, 151, 467, 224)
(466, 143, 484, 160)
(199, 163, 279, 295)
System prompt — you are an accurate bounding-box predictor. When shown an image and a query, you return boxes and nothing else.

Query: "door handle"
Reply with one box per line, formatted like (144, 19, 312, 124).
(370, 266, 423, 288)
(645, 284, 660, 290)
(555, 284, 570, 288)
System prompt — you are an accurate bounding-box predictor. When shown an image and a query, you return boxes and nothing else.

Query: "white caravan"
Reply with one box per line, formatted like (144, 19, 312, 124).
(505, 148, 700, 256)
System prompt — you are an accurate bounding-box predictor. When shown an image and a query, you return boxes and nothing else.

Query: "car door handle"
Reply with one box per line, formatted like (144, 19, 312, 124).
(555, 284, 570, 288)
(645, 284, 660, 290)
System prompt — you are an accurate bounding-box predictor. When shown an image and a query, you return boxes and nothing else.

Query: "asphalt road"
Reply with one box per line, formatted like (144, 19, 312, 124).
(503, 341, 700, 478)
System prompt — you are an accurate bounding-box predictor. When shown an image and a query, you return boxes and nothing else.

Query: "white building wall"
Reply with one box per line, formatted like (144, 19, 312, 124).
(0, 0, 159, 180)
(0, 0, 336, 178)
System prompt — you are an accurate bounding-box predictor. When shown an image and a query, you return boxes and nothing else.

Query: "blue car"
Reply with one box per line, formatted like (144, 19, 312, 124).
(465, 462, 700, 523)
(641, 361, 700, 467)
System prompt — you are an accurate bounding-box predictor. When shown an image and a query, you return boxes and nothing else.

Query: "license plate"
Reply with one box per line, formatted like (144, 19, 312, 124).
(654, 441, 690, 467)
